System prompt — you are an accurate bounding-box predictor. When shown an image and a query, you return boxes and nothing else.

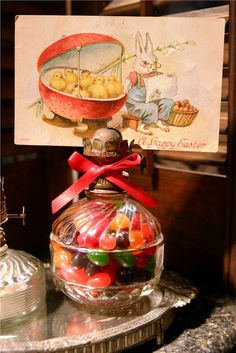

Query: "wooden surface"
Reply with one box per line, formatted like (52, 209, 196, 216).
(129, 167, 227, 284)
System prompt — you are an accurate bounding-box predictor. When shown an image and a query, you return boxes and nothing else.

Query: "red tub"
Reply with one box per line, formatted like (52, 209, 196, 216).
(37, 33, 127, 121)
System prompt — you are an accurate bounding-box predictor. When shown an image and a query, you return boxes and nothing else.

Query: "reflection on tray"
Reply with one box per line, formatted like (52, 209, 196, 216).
(0, 270, 196, 352)
(0, 303, 47, 342)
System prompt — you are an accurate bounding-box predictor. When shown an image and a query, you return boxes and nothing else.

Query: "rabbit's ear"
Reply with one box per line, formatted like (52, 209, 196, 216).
(145, 32, 154, 54)
(135, 31, 145, 56)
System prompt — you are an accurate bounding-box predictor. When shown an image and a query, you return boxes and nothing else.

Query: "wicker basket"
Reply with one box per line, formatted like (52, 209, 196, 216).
(167, 109, 198, 127)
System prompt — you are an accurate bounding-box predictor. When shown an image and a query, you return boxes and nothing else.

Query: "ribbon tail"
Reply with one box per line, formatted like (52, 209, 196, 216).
(51, 170, 100, 214)
(106, 172, 159, 207)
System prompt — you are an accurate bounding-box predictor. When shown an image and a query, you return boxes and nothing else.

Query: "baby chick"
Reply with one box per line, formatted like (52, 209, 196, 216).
(106, 75, 123, 97)
(72, 86, 91, 98)
(64, 67, 78, 94)
(88, 76, 108, 99)
(80, 88, 91, 98)
(49, 71, 66, 92)
(80, 70, 94, 90)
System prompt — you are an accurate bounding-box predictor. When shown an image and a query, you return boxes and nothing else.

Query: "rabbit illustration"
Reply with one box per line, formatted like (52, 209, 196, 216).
(124, 31, 175, 134)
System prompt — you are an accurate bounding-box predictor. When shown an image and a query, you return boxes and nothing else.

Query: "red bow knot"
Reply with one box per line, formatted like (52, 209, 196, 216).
(52, 152, 159, 214)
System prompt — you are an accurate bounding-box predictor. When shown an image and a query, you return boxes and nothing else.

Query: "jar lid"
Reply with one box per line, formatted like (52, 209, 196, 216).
(0, 249, 46, 321)
(51, 194, 162, 251)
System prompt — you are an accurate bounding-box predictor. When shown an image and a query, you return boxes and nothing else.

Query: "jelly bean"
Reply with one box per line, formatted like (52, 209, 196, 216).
(58, 266, 88, 285)
(51, 241, 61, 252)
(103, 256, 121, 283)
(108, 213, 130, 231)
(116, 230, 130, 249)
(143, 246, 157, 257)
(86, 272, 111, 288)
(84, 234, 100, 249)
(53, 249, 72, 268)
(85, 262, 99, 276)
(129, 230, 145, 248)
(99, 232, 116, 250)
(76, 233, 86, 247)
(53, 251, 62, 268)
(71, 252, 88, 268)
(135, 254, 148, 268)
(116, 268, 135, 285)
(106, 255, 121, 272)
(103, 268, 116, 284)
(146, 256, 156, 273)
(130, 212, 141, 231)
(135, 268, 152, 282)
(77, 233, 99, 249)
(141, 223, 155, 243)
(107, 253, 121, 271)
(113, 252, 135, 267)
(87, 251, 109, 266)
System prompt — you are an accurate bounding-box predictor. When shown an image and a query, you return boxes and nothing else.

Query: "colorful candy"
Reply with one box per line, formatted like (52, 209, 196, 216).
(141, 222, 155, 244)
(71, 252, 88, 268)
(116, 268, 135, 285)
(116, 230, 130, 249)
(135, 254, 148, 268)
(143, 246, 157, 257)
(108, 212, 130, 231)
(102, 257, 120, 283)
(53, 242, 160, 286)
(85, 262, 99, 276)
(51, 196, 163, 300)
(52, 246, 72, 268)
(86, 273, 111, 288)
(87, 251, 109, 266)
(129, 230, 145, 248)
(99, 232, 116, 250)
(113, 252, 135, 268)
(146, 256, 156, 273)
(58, 267, 88, 285)
(130, 212, 141, 231)
(135, 268, 152, 282)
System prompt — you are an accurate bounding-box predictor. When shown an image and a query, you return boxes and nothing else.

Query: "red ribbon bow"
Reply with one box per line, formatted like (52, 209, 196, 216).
(52, 152, 159, 214)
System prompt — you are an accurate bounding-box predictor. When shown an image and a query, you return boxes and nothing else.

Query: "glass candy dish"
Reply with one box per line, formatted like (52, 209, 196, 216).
(50, 190, 164, 313)
(0, 179, 46, 322)
(0, 248, 46, 321)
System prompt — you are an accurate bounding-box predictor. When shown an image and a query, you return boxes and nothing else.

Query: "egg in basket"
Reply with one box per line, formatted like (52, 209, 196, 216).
(37, 33, 127, 131)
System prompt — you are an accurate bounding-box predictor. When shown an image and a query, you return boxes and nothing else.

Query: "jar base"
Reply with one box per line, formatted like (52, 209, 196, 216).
(53, 276, 159, 315)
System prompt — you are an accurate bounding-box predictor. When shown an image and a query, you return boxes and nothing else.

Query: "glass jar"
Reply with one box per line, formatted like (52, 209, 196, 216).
(50, 190, 164, 313)
(0, 248, 46, 321)
(0, 179, 46, 322)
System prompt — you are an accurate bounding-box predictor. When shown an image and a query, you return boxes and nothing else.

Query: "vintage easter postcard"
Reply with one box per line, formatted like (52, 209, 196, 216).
(15, 16, 225, 152)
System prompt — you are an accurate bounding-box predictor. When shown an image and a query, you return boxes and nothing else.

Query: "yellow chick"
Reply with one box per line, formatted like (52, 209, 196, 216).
(49, 71, 66, 91)
(80, 70, 94, 90)
(106, 75, 123, 97)
(88, 76, 109, 99)
(64, 67, 78, 93)
(72, 86, 90, 98)
(80, 88, 91, 98)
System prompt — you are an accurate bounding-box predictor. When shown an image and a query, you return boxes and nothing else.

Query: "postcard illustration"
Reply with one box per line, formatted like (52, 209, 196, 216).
(15, 16, 225, 151)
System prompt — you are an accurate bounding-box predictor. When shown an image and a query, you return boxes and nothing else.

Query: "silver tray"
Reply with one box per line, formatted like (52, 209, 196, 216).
(0, 270, 197, 353)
